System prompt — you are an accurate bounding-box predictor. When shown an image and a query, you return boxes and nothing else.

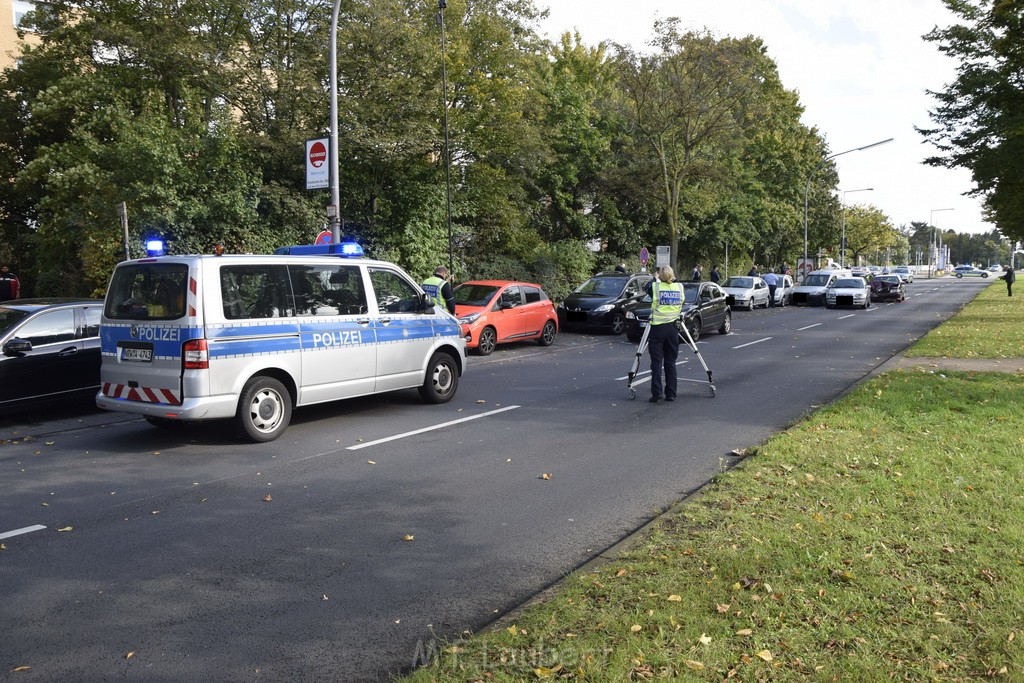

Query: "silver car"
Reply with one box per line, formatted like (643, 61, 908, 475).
(891, 266, 914, 283)
(826, 277, 872, 309)
(721, 276, 770, 311)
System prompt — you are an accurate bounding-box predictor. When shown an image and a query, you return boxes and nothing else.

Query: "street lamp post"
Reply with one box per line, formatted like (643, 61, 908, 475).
(840, 187, 873, 269)
(438, 0, 454, 271)
(803, 138, 893, 280)
(928, 207, 954, 278)
(328, 0, 342, 244)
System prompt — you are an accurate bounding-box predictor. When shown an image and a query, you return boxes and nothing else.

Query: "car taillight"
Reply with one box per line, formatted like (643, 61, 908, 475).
(183, 339, 209, 369)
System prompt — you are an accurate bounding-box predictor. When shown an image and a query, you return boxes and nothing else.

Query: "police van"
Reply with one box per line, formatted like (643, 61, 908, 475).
(96, 244, 466, 442)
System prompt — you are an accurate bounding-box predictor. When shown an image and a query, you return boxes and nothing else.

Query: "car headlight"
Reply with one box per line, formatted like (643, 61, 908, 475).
(458, 312, 481, 324)
(626, 311, 636, 320)
(593, 304, 614, 313)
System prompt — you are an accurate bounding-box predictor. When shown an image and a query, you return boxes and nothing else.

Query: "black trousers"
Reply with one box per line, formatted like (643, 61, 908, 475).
(648, 323, 680, 399)
(768, 285, 777, 306)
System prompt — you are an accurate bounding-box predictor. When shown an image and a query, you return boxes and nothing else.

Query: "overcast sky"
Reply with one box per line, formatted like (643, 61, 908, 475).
(538, 0, 993, 236)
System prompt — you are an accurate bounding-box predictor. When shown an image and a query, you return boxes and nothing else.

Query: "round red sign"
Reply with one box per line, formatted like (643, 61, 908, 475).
(308, 141, 327, 168)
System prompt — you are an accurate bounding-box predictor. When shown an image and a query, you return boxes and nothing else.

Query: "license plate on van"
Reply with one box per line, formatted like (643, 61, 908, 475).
(120, 345, 153, 362)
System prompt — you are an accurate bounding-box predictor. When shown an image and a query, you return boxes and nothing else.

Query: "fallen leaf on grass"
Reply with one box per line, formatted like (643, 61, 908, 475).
(684, 660, 705, 670)
(630, 624, 642, 632)
(667, 594, 682, 602)
(506, 625, 518, 636)
(533, 664, 563, 678)
(698, 634, 712, 645)
(735, 628, 753, 636)
(756, 650, 773, 662)
(716, 603, 730, 613)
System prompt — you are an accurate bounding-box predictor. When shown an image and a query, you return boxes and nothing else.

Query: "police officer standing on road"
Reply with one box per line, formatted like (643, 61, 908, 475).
(644, 266, 684, 403)
(0, 264, 20, 300)
(421, 266, 456, 314)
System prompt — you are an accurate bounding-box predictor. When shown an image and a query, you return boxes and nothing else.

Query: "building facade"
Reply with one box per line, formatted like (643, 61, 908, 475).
(2, 0, 38, 72)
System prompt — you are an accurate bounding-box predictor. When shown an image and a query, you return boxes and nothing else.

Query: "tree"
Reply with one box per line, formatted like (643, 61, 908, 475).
(919, 0, 1024, 241)
(841, 204, 898, 266)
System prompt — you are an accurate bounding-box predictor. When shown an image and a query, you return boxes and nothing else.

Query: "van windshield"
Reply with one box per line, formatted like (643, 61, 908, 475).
(802, 274, 829, 286)
(105, 263, 189, 320)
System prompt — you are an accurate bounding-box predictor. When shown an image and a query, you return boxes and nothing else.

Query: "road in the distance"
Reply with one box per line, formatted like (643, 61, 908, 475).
(0, 279, 986, 682)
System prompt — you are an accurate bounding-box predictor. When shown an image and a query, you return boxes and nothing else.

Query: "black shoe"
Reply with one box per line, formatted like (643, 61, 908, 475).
(665, 396, 675, 401)
(648, 396, 661, 403)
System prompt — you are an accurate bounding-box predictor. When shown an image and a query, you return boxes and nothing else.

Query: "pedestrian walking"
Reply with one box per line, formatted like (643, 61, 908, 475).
(421, 266, 456, 314)
(747, 264, 759, 276)
(0, 264, 20, 300)
(1001, 264, 1015, 297)
(762, 270, 779, 307)
(709, 265, 720, 283)
(691, 264, 702, 281)
(644, 266, 683, 403)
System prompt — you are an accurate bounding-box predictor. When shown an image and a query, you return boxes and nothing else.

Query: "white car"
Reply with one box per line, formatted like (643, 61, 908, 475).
(826, 276, 872, 309)
(891, 266, 914, 283)
(721, 276, 770, 310)
(770, 274, 794, 306)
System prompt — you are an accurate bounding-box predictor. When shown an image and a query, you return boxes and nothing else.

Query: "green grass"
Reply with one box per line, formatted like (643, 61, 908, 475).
(909, 281, 1021, 358)
(402, 283, 1024, 682)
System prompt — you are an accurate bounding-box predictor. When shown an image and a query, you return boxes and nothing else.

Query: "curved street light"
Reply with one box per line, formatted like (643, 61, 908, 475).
(840, 187, 873, 268)
(803, 138, 893, 280)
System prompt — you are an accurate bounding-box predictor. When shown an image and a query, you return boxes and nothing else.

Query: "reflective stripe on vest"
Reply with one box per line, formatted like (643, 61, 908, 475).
(421, 276, 449, 309)
(650, 281, 684, 325)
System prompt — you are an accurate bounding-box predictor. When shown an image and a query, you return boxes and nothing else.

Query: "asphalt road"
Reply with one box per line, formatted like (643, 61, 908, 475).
(0, 278, 988, 682)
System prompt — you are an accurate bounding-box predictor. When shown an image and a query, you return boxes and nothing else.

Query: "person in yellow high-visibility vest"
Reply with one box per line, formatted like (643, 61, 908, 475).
(644, 266, 684, 403)
(421, 266, 456, 314)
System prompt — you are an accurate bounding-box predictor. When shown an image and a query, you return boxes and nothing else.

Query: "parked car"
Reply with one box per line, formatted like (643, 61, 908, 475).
(891, 266, 914, 283)
(953, 265, 989, 278)
(624, 282, 731, 343)
(557, 272, 654, 335)
(825, 277, 872, 309)
(454, 280, 557, 355)
(870, 275, 907, 302)
(791, 269, 851, 306)
(771, 274, 795, 307)
(987, 265, 1003, 273)
(720, 276, 770, 311)
(0, 298, 104, 414)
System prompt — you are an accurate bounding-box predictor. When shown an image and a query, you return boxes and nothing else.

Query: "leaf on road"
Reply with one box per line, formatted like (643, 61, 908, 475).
(322, 595, 329, 600)
(262, 495, 273, 502)
(403, 535, 415, 542)
(125, 652, 135, 660)
(56, 526, 73, 532)
(41, 502, 48, 507)
(11, 666, 30, 672)
(540, 473, 552, 480)
(0, 543, 6, 551)
(45, 441, 54, 446)
(367, 461, 376, 465)
(476, 400, 486, 404)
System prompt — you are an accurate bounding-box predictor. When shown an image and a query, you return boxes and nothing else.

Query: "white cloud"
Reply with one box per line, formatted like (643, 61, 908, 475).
(538, 0, 995, 234)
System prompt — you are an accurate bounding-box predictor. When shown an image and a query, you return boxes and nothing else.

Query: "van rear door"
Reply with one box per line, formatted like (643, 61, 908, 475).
(100, 261, 198, 406)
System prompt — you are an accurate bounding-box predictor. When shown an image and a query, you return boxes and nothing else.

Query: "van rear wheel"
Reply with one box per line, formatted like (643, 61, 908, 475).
(236, 376, 291, 443)
(419, 351, 459, 404)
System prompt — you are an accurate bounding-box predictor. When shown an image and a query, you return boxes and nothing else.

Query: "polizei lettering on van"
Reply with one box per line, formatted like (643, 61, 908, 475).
(312, 330, 362, 347)
(131, 325, 182, 342)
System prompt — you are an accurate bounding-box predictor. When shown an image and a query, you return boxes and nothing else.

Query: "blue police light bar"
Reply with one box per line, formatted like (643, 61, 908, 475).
(144, 239, 165, 256)
(273, 241, 365, 258)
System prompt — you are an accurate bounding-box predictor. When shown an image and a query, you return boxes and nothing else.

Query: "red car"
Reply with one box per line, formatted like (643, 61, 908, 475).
(870, 275, 906, 302)
(453, 280, 558, 355)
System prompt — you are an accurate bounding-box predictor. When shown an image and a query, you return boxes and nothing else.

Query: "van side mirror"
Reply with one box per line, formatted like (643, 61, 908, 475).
(419, 293, 434, 312)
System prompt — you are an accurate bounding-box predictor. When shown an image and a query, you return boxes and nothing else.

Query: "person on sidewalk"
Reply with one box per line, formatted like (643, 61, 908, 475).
(1001, 264, 1015, 297)
(421, 266, 456, 314)
(709, 265, 721, 283)
(0, 264, 20, 300)
(691, 264, 702, 281)
(644, 266, 683, 403)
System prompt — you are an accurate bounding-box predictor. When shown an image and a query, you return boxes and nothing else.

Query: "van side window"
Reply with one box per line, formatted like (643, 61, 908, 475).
(221, 265, 292, 320)
(368, 268, 420, 313)
(287, 264, 368, 317)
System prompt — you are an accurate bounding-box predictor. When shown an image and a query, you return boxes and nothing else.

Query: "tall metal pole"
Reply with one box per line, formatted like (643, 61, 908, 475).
(928, 207, 954, 278)
(803, 138, 892, 280)
(840, 187, 873, 269)
(439, 0, 454, 271)
(329, 0, 342, 244)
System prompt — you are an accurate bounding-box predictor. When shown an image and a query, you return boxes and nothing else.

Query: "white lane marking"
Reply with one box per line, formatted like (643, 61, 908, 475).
(839, 314, 856, 320)
(732, 337, 772, 349)
(0, 524, 47, 540)
(797, 323, 822, 331)
(615, 359, 690, 382)
(346, 405, 521, 450)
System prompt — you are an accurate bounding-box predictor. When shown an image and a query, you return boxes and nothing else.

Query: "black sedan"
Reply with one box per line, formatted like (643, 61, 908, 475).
(870, 275, 906, 302)
(623, 282, 732, 343)
(0, 298, 104, 415)
(557, 272, 654, 335)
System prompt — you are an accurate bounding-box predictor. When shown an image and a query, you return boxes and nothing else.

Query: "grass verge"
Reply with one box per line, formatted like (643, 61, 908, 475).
(403, 286, 1024, 682)
(909, 281, 1020, 358)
